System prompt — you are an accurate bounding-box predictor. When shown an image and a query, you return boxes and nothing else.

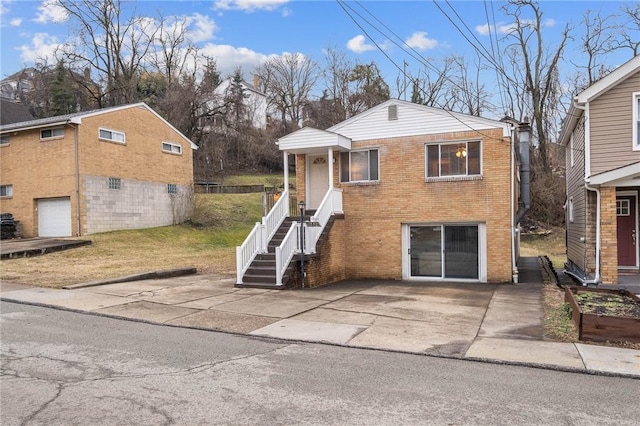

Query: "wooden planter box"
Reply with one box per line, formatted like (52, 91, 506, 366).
(564, 287, 640, 343)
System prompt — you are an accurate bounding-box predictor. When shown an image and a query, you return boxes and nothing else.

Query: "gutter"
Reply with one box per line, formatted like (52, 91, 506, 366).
(69, 121, 81, 237)
(515, 119, 531, 224)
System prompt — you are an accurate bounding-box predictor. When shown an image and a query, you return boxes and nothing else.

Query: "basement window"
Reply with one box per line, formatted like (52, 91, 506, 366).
(167, 183, 177, 194)
(108, 177, 122, 190)
(99, 127, 126, 144)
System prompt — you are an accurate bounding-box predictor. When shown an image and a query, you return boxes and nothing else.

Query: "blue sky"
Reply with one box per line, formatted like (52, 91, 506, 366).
(0, 0, 636, 103)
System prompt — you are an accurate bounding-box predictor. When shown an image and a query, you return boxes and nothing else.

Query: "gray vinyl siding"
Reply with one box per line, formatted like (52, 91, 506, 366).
(589, 71, 640, 176)
(566, 116, 589, 273)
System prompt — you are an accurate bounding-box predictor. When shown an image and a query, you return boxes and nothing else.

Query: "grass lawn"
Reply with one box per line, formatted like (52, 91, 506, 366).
(1, 193, 263, 288)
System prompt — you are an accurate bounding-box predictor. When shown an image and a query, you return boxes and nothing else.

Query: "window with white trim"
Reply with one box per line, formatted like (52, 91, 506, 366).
(426, 141, 481, 178)
(634, 92, 640, 149)
(99, 128, 126, 144)
(0, 184, 13, 197)
(617, 199, 630, 216)
(162, 142, 182, 155)
(569, 134, 574, 167)
(40, 127, 64, 140)
(0, 135, 9, 146)
(340, 149, 379, 183)
(568, 197, 574, 223)
(108, 177, 122, 190)
(167, 183, 177, 194)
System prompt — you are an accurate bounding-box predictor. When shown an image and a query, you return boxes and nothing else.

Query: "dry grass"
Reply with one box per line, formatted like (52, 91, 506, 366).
(1, 193, 263, 288)
(519, 228, 566, 268)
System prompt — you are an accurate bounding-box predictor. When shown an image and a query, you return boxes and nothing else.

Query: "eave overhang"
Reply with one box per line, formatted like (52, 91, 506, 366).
(588, 161, 640, 187)
(276, 126, 351, 155)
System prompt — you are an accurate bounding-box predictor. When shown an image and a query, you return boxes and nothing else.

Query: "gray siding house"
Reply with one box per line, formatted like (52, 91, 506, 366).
(561, 55, 640, 285)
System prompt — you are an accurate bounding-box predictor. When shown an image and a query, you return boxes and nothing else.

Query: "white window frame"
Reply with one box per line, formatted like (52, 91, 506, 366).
(569, 133, 574, 167)
(167, 183, 178, 194)
(569, 197, 574, 223)
(425, 140, 482, 179)
(339, 148, 380, 183)
(0, 134, 9, 146)
(633, 92, 640, 151)
(99, 127, 126, 144)
(0, 184, 13, 198)
(40, 127, 64, 140)
(162, 141, 182, 155)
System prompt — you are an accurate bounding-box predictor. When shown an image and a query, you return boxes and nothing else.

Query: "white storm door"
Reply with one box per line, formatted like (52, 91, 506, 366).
(307, 155, 329, 210)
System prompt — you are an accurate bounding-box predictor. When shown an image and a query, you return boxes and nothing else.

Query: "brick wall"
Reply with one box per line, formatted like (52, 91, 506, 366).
(599, 187, 618, 284)
(294, 128, 514, 284)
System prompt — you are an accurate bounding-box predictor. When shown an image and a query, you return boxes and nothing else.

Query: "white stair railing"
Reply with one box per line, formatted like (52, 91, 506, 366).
(236, 190, 289, 284)
(275, 222, 300, 286)
(306, 188, 343, 253)
(236, 222, 263, 284)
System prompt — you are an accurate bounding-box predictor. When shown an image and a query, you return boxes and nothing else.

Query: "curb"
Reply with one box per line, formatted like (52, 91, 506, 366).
(62, 268, 198, 289)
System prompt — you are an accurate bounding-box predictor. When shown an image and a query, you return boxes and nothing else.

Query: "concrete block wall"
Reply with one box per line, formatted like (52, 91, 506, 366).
(82, 176, 191, 234)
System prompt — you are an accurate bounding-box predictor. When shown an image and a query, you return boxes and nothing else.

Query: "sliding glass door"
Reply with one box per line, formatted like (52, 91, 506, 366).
(409, 224, 479, 280)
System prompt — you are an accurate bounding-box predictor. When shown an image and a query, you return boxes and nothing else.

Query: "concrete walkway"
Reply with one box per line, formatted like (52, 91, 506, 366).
(1, 258, 639, 379)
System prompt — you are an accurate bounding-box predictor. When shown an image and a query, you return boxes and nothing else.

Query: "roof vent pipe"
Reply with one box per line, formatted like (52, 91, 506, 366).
(515, 118, 531, 224)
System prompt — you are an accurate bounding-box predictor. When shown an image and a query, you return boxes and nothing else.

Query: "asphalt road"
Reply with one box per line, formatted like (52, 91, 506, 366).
(1, 301, 638, 425)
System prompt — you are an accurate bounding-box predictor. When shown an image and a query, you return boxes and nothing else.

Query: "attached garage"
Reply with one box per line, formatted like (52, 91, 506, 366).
(37, 197, 72, 237)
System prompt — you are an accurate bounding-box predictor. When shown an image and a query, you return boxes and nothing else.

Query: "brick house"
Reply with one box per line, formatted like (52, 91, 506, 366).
(0, 103, 197, 238)
(237, 99, 530, 288)
(561, 55, 640, 285)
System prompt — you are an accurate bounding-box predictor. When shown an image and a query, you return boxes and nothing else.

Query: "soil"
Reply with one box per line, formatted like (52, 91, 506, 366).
(574, 291, 640, 318)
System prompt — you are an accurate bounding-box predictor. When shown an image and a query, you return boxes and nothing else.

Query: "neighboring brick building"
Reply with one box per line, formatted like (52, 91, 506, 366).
(0, 103, 197, 238)
(237, 99, 529, 288)
(561, 55, 640, 285)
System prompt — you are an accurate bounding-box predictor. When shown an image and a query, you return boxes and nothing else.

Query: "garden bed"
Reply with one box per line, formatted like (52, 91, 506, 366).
(564, 287, 640, 343)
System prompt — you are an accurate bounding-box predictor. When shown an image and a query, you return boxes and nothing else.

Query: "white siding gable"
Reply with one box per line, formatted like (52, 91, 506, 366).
(328, 99, 510, 140)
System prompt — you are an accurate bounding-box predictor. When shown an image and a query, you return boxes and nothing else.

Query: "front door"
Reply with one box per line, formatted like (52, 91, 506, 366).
(617, 195, 638, 267)
(307, 155, 329, 209)
(407, 224, 480, 280)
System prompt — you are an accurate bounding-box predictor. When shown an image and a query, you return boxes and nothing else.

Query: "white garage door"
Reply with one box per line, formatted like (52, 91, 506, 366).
(38, 197, 72, 237)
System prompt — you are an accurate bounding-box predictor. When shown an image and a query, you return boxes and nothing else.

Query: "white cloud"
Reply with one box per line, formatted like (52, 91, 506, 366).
(346, 35, 376, 54)
(186, 13, 217, 43)
(405, 31, 438, 50)
(18, 32, 63, 64)
(214, 0, 289, 12)
(10, 18, 21, 27)
(199, 43, 269, 77)
(35, 0, 68, 24)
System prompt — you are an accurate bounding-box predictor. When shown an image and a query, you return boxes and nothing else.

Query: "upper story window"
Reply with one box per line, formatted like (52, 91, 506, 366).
(634, 92, 640, 150)
(426, 141, 481, 178)
(340, 149, 379, 183)
(40, 127, 64, 140)
(0, 135, 9, 146)
(162, 142, 182, 155)
(0, 184, 13, 198)
(569, 134, 574, 167)
(99, 127, 126, 144)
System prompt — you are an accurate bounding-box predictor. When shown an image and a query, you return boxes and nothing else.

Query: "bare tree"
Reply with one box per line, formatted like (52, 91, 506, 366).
(501, 0, 571, 172)
(575, 10, 618, 87)
(56, 0, 158, 107)
(255, 53, 319, 132)
(613, 3, 640, 57)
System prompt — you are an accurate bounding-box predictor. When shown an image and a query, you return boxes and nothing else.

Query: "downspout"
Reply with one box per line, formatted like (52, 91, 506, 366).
(515, 119, 531, 224)
(70, 122, 81, 236)
(510, 124, 518, 283)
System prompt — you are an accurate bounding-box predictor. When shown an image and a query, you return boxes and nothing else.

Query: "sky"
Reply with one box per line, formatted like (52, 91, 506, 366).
(0, 0, 637, 114)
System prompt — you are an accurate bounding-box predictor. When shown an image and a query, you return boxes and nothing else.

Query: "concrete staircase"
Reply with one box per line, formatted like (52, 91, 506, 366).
(237, 211, 316, 289)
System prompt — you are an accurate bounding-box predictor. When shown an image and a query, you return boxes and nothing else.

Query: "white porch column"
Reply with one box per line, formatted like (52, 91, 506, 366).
(283, 151, 289, 191)
(328, 147, 334, 189)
